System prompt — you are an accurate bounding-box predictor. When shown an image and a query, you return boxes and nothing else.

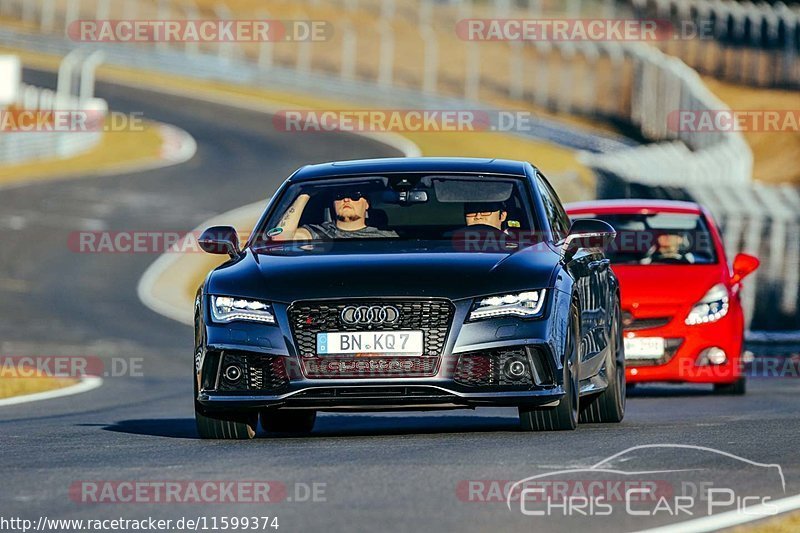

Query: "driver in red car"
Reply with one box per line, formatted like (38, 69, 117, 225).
(641, 232, 696, 264)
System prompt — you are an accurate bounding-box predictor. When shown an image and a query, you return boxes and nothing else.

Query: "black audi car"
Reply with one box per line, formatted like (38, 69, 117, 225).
(193, 157, 624, 438)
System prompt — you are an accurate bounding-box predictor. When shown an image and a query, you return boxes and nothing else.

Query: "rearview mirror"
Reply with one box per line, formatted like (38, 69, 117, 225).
(731, 253, 759, 284)
(198, 226, 240, 258)
(562, 219, 616, 261)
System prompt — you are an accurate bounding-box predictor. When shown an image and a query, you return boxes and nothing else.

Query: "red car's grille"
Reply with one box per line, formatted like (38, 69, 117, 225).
(623, 312, 672, 331)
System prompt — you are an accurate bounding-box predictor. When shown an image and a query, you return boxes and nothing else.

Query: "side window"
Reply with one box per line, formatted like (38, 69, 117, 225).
(536, 174, 571, 241)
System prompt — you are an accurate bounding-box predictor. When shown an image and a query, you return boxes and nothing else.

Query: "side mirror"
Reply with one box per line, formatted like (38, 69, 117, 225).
(562, 219, 616, 261)
(731, 253, 759, 284)
(198, 226, 240, 258)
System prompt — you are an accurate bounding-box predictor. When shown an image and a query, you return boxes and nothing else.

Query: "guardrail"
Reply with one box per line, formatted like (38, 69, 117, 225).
(0, 50, 107, 166)
(0, 0, 796, 332)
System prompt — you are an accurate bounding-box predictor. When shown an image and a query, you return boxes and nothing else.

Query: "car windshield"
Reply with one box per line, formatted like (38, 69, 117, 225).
(252, 174, 539, 247)
(571, 212, 718, 265)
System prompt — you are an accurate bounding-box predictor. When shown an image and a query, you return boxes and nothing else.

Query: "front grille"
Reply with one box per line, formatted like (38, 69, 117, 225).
(217, 352, 289, 393)
(454, 347, 553, 388)
(623, 312, 672, 331)
(289, 299, 454, 378)
(626, 338, 683, 367)
(301, 356, 438, 378)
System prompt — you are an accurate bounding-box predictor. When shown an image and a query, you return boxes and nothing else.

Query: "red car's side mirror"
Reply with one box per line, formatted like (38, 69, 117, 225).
(731, 253, 759, 284)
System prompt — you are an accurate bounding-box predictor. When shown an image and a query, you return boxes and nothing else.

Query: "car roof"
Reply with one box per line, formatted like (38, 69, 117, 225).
(289, 157, 530, 182)
(564, 199, 704, 215)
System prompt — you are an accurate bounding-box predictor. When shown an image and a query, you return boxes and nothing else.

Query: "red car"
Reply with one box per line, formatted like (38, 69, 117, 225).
(565, 200, 759, 394)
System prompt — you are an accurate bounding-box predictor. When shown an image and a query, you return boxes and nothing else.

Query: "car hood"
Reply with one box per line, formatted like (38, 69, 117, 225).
(207, 242, 560, 302)
(612, 264, 727, 315)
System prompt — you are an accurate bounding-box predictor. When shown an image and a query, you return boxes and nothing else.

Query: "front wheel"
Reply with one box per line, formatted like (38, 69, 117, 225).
(195, 408, 257, 439)
(519, 308, 579, 431)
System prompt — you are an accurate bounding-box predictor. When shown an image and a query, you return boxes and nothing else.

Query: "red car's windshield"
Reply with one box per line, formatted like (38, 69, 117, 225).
(571, 212, 718, 265)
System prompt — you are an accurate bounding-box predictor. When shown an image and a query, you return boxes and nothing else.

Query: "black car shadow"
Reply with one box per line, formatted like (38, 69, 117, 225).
(95, 414, 520, 439)
(96, 418, 199, 439)
(308, 413, 519, 437)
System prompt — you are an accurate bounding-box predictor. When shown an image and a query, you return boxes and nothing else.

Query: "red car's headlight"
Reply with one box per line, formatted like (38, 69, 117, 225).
(685, 283, 729, 325)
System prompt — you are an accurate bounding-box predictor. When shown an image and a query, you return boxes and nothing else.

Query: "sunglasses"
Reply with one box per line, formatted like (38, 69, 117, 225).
(334, 191, 365, 201)
(465, 210, 499, 217)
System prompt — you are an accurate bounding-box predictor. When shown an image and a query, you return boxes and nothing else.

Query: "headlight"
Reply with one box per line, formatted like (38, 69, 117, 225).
(685, 283, 729, 325)
(211, 296, 276, 324)
(469, 290, 546, 321)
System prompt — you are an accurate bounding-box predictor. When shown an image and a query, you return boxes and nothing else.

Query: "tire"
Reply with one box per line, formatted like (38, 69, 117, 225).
(713, 377, 746, 396)
(519, 308, 579, 431)
(261, 410, 317, 434)
(195, 408, 257, 439)
(580, 302, 625, 424)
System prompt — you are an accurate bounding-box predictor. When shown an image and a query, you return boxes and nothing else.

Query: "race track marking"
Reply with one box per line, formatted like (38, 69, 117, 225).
(634, 492, 800, 533)
(0, 376, 103, 407)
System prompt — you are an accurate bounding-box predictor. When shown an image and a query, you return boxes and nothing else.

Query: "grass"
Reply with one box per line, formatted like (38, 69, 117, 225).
(733, 511, 800, 532)
(0, 370, 78, 400)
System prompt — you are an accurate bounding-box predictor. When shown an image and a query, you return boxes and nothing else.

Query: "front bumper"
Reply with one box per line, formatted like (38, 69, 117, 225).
(197, 295, 570, 412)
(624, 312, 744, 384)
(197, 383, 564, 412)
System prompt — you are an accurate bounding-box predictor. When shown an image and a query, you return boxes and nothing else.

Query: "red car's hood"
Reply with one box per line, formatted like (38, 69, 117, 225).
(612, 264, 727, 316)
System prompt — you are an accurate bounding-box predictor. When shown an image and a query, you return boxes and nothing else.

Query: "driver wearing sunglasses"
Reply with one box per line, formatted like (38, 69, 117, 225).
(272, 189, 398, 240)
(464, 202, 508, 231)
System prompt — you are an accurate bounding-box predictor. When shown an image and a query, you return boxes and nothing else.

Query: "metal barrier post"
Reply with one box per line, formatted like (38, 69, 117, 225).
(64, 0, 80, 34)
(183, 0, 201, 56)
(340, 22, 356, 80)
(378, 19, 394, 88)
(257, 10, 273, 70)
(56, 49, 84, 108)
(420, 25, 438, 94)
(40, 0, 56, 32)
(79, 50, 105, 101)
(509, 40, 523, 100)
(464, 41, 479, 101)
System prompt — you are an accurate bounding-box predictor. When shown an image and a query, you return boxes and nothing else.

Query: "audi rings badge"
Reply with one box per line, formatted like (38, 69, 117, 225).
(340, 305, 401, 325)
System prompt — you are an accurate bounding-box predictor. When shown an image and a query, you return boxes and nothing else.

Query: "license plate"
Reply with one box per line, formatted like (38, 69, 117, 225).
(624, 337, 665, 359)
(316, 331, 424, 356)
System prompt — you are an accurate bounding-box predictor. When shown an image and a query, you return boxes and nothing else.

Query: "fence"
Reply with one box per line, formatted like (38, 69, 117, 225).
(629, 0, 800, 88)
(0, 0, 797, 332)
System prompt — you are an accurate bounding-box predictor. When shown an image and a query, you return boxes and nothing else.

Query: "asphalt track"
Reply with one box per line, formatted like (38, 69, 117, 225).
(1, 70, 799, 533)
